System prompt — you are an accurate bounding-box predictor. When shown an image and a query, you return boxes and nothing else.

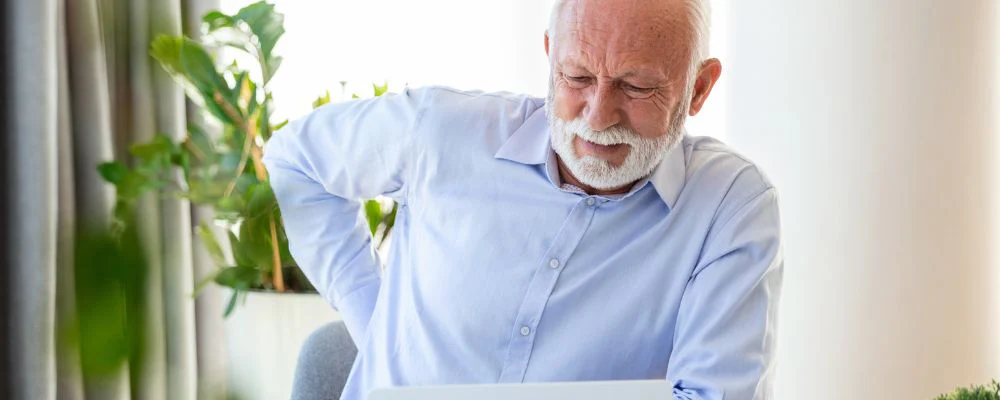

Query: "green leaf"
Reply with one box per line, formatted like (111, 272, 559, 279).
(364, 200, 383, 237)
(223, 290, 239, 317)
(118, 171, 152, 199)
(150, 36, 201, 98)
(183, 124, 217, 166)
(312, 91, 331, 109)
(234, 2, 285, 67)
(97, 162, 128, 184)
(387, 202, 398, 225)
(231, 71, 252, 109)
(227, 231, 255, 268)
(216, 195, 246, 215)
(257, 98, 273, 141)
(186, 178, 227, 205)
(278, 235, 295, 267)
(271, 119, 289, 132)
(72, 225, 148, 378)
(212, 199, 243, 222)
(111, 200, 133, 230)
(219, 150, 243, 174)
(130, 134, 175, 163)
(214, 40, 256, 59)
(214, 266, 260, 289)
(174, 149, 191, 181)
(235, 174, 259, 197)
(201, 2, 285, 83)
(246, 183, 276, 220)
(196, 222, 226, 266)
(380, 202, 398, 247)
(202, 10, 236, 32)
(160, 36, 224, 94)
(267, 56, 283, 80)
(150, 35, 232, 122)
(373, 81, 389, 97)
(240, 211, 274, 269)
(192, 268, 223, 298)
(188, 124, 215, 151)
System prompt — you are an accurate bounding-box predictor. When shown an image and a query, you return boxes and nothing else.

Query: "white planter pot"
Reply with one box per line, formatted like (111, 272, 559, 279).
(224, 290, 341, 400)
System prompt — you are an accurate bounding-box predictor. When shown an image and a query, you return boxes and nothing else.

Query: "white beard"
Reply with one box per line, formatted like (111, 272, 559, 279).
(546, 93, 686, 191)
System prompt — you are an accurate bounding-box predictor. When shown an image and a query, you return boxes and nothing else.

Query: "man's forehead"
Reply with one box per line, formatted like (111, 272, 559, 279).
(556, 0, 691, 36)
(553, 0, 695, 67)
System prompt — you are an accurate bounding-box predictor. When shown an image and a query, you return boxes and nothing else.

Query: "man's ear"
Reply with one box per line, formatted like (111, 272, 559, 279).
(688, 58, 722, 116)
(544, 30, 551, 57)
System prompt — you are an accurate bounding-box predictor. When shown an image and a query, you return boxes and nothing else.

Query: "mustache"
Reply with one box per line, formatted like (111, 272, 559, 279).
(557, 118, 642, 146)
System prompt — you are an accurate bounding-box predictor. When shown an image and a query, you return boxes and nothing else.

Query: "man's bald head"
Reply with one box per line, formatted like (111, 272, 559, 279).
(548, 0, 711, 70)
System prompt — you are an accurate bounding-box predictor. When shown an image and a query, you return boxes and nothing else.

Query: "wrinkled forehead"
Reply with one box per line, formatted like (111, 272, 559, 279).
(552, 0, 695, 75)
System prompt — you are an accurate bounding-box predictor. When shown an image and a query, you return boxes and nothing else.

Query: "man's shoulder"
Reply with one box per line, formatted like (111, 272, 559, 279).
(413, 85, 543, 114)
(681, 135, 776, 219)
(409, 85, 545, 147)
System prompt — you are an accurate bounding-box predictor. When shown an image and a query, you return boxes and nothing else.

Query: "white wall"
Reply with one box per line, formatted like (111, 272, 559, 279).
(726, 1, 1000, 398)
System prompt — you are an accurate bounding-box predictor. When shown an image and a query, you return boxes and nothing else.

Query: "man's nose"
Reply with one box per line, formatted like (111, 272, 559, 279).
(585, 84, 622, 132)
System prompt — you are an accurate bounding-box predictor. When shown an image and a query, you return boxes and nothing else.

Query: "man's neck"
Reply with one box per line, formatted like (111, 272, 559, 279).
(555, 156, 635, 196)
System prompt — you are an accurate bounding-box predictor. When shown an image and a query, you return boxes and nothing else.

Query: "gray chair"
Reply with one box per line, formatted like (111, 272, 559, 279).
(291, 321, 358, 400)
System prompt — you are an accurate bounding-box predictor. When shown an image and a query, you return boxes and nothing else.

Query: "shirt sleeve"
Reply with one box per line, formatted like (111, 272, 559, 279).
(667, 188, 783, 400)
(262, 87, 428, 344)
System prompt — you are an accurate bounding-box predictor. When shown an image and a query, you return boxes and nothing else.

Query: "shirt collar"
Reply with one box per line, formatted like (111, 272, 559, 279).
(494, 104, 551, 165)
(494, 105, 687, 210)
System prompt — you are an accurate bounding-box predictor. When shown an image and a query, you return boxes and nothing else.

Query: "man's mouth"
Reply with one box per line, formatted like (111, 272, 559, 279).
(575, 137, 628, 158)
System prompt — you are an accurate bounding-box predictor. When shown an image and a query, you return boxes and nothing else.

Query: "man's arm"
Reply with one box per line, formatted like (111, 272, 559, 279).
(262, 88, 427, 344)
(667, 187, 783, 400)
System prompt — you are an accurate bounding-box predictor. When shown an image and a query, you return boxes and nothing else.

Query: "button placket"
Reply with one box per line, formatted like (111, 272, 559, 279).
(498, 201, 599, 383)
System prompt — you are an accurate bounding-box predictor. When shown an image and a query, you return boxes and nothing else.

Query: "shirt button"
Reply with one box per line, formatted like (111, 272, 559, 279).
(520, 326, 531, 336)
(548, 258, 560, 269)
(585, 198, 596, 207)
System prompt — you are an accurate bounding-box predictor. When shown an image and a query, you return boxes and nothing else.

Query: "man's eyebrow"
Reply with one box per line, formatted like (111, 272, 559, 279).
(558, 60, 670, 85)
(558, 60, 590, 71)
(560, 61, 666, 81)
(617, 70, 668, 83)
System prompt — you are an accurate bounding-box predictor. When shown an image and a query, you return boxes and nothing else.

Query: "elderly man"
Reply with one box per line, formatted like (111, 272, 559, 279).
(264, 0, 782, 398)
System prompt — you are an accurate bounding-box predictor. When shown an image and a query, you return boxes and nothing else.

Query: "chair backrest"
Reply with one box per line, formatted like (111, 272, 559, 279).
(291, 321, 359, 400)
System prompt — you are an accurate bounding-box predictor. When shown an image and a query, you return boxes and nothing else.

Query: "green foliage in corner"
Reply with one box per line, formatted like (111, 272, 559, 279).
(934, 380, 1000, 400)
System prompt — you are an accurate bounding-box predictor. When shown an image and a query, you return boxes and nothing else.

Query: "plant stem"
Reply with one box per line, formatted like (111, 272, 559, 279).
(246, 115, 285, 292)
(267, 216, 284, 292)
(252, 51, 284, 292)
(217, 90, 254, 199)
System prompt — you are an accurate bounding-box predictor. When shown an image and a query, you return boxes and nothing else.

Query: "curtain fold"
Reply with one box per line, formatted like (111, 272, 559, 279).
(4, 0, 220, 398)
(139, 0, 199, 397)
(65, 1, 127, 398)
(55, 1, 87, 398)
(6, 2, 59, 400)
(180, 1, 230, 398)
(125, 0, 170, 396)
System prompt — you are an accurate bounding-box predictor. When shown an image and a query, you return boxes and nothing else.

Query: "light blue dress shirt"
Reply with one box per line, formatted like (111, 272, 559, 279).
(263, 86, 783, 400)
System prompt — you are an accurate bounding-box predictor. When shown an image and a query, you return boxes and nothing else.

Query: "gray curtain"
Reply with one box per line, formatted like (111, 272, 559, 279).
(3, 0, 221, 398)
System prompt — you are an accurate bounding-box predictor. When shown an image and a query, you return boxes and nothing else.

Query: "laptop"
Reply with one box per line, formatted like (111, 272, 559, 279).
(368, 379, 673, 400)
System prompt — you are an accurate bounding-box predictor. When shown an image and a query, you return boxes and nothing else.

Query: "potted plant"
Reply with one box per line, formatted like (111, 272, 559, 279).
(96, 2, 396, 398)
(934, 380, 1000, 400)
